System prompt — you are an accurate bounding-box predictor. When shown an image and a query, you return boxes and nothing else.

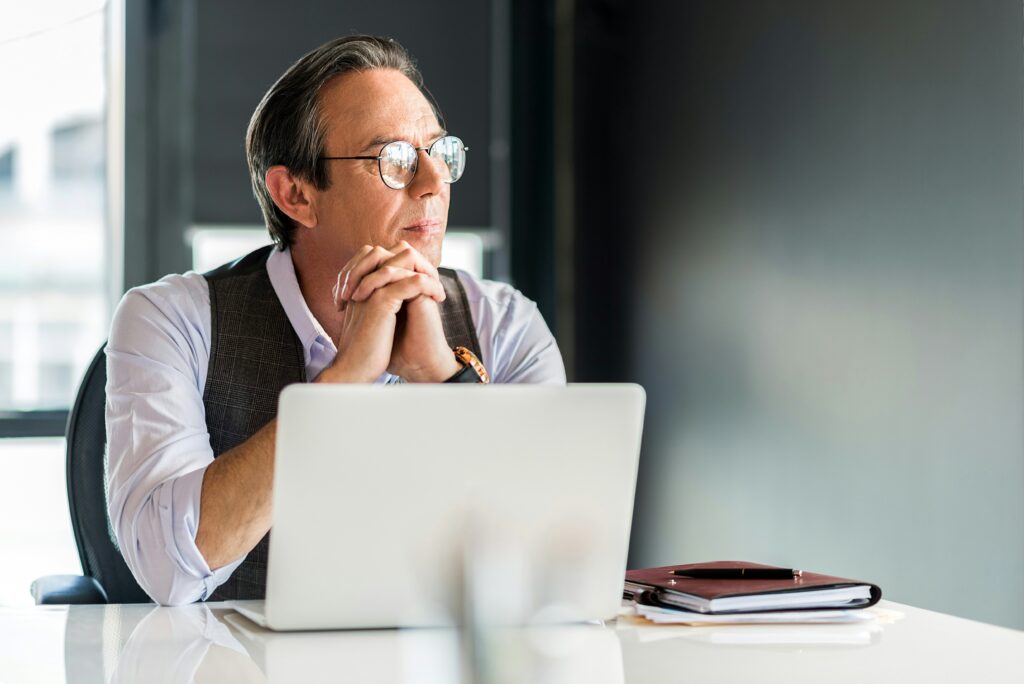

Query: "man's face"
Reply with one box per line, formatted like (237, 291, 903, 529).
(303, 68, 451, 268)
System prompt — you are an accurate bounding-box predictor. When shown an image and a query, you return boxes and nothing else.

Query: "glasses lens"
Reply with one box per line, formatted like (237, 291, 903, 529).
(429, 136, 466, 184)
(380, 141, 417, 189)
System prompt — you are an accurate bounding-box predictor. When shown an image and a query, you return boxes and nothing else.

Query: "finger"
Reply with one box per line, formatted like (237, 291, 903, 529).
(338, 245, 396, 302)
(350, 250, 442, 302)
(385, 240, 440, 280)
(338, 244, 375, 283)
(349, 265, 419, 303)
(334, 245, 374, 311)
(369, 272, 446, 309)
(333, 269, 352, 312)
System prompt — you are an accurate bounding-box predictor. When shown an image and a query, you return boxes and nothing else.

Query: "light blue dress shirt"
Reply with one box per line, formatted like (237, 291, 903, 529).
(105, 247, 566, 605)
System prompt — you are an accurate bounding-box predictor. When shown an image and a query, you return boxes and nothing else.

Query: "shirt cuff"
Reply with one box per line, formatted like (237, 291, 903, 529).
(157, 466, 245, 601)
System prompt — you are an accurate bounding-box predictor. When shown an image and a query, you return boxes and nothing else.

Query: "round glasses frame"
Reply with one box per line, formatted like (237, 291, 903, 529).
(319, 135, 468, 190)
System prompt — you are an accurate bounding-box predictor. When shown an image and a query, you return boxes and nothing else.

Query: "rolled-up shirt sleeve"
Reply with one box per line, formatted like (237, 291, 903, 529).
(105, 275, 243, 605)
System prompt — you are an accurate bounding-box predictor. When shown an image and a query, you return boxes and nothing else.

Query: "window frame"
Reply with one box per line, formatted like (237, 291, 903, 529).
(0, 410, 68, 438)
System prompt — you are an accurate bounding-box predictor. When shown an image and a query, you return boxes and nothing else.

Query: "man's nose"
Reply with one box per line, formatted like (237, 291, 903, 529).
(408, 149, 445, 197)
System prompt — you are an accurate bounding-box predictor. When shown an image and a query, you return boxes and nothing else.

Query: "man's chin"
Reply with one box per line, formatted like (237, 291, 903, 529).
(400, 231, 444, 267)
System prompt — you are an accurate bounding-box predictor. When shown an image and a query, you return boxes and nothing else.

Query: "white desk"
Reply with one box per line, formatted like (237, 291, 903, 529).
(1, 600, 1021, 682)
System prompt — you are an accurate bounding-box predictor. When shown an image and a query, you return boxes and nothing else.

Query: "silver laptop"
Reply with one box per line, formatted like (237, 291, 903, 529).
(232, 383, 645, 631)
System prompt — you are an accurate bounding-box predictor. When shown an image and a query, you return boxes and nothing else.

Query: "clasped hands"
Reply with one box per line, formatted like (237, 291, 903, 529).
(316, 241, 461, 384)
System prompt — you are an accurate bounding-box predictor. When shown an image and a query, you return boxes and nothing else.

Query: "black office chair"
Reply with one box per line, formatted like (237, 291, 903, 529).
(31, 344, 152, 604)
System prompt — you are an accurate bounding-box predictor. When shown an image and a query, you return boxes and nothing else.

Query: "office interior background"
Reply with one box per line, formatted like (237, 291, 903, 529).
(0, 0, 1021, 631)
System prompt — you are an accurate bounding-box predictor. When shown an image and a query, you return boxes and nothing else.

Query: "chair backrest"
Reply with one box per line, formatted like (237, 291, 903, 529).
(66, 344, 151, 603)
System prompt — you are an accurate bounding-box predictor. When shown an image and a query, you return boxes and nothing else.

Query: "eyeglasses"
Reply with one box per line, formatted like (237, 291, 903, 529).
(320, 135, 468, 190)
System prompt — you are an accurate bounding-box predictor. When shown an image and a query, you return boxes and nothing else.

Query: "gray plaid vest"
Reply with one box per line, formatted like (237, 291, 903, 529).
(202, 245, 482, 601)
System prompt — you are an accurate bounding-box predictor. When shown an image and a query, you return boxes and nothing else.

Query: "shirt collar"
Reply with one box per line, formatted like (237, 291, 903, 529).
(265, 246, 336, 360)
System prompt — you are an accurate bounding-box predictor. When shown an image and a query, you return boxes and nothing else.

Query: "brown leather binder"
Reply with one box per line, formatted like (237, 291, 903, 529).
(625, 561, 883, 614)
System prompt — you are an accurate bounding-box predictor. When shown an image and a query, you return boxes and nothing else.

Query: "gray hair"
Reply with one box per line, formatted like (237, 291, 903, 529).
(246, 35, 441, 248)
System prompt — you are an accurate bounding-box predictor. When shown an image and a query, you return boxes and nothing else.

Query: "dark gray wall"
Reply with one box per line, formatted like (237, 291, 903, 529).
(191, 2, 492, 229)
(574, 1, 1024, 628)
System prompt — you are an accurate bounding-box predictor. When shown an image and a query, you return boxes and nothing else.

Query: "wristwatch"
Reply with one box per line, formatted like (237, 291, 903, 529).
(445, 346, 490, 384)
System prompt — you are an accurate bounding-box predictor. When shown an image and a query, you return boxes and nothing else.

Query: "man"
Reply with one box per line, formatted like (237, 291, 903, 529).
(105, 35, 565, 606)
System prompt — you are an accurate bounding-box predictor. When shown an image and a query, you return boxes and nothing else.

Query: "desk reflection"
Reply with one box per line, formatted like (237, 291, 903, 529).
(81, 603, 625, 684)
(629, 620, 885, 649)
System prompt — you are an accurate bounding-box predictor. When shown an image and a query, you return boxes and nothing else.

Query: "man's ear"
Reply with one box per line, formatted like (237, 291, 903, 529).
(265, 166, 318, 229)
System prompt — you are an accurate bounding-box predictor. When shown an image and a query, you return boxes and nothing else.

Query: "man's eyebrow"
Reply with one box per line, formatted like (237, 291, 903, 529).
(360, 136, 392, 153)
(359, 130, 448, 153)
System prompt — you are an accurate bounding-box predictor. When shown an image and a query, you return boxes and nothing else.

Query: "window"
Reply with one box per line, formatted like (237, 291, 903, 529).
(0, 1, 110, 415)
(0, 1, 111, 605)
(0, 148, 14, 189)
(52, 118, 105, 183)
(0, 365, 11, 404)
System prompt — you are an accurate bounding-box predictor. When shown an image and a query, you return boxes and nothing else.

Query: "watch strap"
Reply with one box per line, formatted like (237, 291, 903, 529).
(446, 346, 490, 384)
(444, 363, 480, 383)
